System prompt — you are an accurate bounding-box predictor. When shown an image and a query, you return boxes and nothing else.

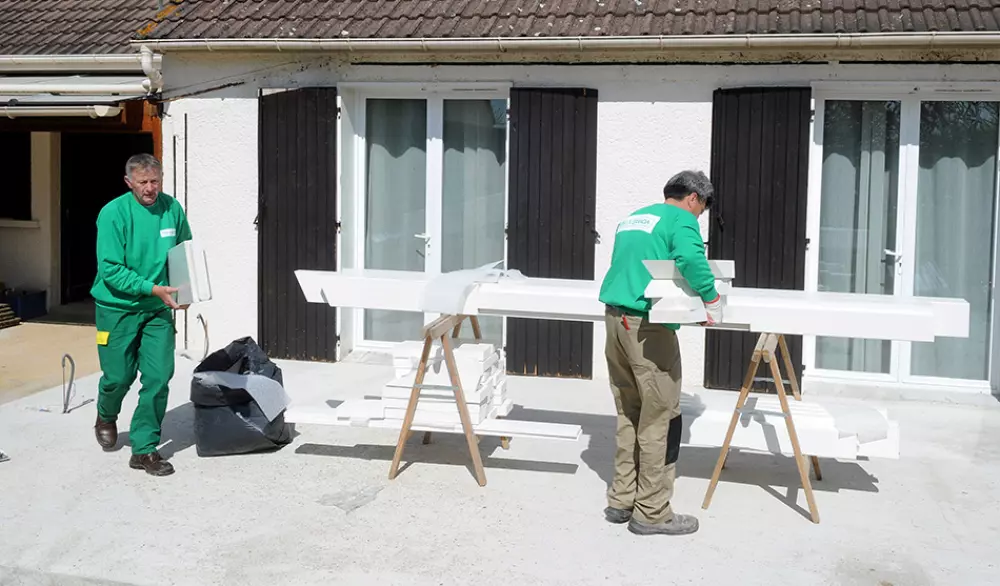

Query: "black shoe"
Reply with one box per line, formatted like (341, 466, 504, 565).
(628, 513, 699, 536)
(94, 415, 117, 451)
(604, 506, 633, 524)
(129, 452, 174, 476)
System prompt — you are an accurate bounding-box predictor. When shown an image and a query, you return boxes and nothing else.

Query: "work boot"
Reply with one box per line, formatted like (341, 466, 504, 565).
(628, 513, 699, 536)
(604, 506, 633, 524)
(94, 415, 117, 451)
(129, 452, 174, 476)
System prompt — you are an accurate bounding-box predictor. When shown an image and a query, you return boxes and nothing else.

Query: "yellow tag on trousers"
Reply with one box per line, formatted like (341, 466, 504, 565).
(96, 331, 110, 345)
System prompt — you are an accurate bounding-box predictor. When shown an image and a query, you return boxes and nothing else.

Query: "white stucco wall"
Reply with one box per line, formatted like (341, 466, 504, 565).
(0, 132, 60, 309)
(161, 93, 258, 355)
(158, 55, 1000, 385)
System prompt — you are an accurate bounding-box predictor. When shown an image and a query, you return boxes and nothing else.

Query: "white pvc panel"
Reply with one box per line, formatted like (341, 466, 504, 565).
(473, 277, 604, 322)
(651, 288, 939, 342)
(294, 268, 431, 310)
(295, 268, 969, 342)
(643, 259, 736, 280)
(680, 390, 899, 460)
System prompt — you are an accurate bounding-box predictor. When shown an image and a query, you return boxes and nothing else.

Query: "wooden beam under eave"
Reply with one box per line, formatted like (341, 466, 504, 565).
(140, 100, 162, 161)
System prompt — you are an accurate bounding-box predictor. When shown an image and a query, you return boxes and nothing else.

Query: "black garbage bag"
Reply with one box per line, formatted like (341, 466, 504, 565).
(190, 336, 293, 457)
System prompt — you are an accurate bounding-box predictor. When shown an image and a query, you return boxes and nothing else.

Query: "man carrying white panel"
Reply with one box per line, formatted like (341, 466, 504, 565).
(597, 170, 723, 536)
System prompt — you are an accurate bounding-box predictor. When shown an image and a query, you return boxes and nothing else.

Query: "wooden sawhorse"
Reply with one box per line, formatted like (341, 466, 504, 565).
(387, 313, 509, 487)
(701, 332, 822, 523)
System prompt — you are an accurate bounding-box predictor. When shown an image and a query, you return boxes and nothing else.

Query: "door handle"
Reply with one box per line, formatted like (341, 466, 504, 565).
(885, 249, 903, 276)
(414, 233, 431, 241)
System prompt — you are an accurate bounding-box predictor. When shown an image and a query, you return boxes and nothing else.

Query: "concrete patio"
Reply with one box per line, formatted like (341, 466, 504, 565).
(1, 354, 998, 586)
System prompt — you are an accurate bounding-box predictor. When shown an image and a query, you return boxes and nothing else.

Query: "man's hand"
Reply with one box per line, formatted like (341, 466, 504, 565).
(702, 294, 724, 326)
(152, 285, 180, 309)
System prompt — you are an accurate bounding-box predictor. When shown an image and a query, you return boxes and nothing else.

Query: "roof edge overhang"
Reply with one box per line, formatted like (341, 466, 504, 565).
(129, 31, 1000, 55)
(0, 47, 162, 119)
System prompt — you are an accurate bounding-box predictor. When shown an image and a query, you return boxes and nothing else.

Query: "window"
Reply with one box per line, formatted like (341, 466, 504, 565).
(0, 132, 32, 221)
(807, 87, 1000, 388)
(352, 91, 509, 350)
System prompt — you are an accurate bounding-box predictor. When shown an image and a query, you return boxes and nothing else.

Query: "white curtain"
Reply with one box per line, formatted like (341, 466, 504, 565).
(816, 100, 901, 373)
(364, 98, 427, 342)
(441, 99, 508, 348)
(911, 101, 998, 381)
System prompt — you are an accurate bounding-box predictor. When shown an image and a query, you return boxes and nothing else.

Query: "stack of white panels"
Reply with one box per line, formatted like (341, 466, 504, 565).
(381, 341, 511, 425)
(679, 389, 900, 460)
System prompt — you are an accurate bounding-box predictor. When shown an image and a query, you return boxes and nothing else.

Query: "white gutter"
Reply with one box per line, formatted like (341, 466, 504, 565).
(1, 105, 122, 119)
(131, 32, 1000, 53)
(0, 82, 151, 95)
(0, 53, 158, 73)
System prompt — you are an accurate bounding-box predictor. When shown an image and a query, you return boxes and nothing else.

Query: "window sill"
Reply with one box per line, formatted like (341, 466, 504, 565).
(0, 219, 40, 229)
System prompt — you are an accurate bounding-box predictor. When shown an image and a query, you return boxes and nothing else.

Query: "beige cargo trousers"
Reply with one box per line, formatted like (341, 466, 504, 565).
(604, 305, 684, 525)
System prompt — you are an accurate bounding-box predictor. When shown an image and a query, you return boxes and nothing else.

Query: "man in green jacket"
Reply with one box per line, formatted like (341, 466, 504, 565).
(598, 170, 723, 536)
(91, 153, 191, 476)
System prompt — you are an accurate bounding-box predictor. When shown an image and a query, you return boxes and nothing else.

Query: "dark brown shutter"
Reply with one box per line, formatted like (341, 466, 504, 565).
(258, 87, 338, 361)
(505, 87, 598, 378)
(705, 87, 811, 390)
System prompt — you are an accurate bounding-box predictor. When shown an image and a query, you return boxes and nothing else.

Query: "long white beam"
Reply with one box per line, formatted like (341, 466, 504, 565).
(294, 268, 969, 342)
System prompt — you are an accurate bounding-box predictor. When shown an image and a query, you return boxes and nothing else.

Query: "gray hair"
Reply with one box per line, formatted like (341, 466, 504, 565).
(663, 170, 714, 208)
(125, 153, 162, 178)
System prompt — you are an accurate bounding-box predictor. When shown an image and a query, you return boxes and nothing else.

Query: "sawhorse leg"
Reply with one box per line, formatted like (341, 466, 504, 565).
(778, 334, 822, 481)
(389, 315, 488, 486)
(702, 333, 820, 523)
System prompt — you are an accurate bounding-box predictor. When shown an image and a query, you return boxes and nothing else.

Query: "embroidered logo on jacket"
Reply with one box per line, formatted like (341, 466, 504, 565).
(616, 213, 660, 234)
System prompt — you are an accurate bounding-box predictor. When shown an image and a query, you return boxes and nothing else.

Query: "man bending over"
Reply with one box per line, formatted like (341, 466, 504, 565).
(598, 170, 723, 536)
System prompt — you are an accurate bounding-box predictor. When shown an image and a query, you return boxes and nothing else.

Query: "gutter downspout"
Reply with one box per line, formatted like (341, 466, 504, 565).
(140, 45, 164, 92)
(130, 32, 1000, 54)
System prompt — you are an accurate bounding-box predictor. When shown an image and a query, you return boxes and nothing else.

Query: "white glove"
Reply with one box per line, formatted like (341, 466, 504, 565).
(704, 295, 724, 325)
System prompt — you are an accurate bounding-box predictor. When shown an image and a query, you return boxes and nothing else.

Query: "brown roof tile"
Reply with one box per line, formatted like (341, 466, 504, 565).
(0, 0, 165, 55)
(136, 0, 1000, 42)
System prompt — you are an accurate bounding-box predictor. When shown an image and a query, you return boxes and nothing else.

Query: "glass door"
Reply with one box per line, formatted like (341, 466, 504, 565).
(808, 91, 1000, 391)
(440, 98, 508, 349)
(357, 93, 509, 349)
(811, 99, 903, 379)
(902, 100, 999, 384)
(362, 98, 428, 343)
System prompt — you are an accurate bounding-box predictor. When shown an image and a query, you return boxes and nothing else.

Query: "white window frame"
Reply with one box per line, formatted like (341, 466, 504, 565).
(805, 82, 1000, 393)
(341, 82, 512, 353)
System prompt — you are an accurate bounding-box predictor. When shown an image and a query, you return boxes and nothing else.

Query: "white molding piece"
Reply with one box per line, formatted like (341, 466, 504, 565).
(680, 389, 899, 460)
(284, 389, 896, 459)
(294, 268, 970, 342)
(167, 240, 213, 306)
(643, 259, 736, 280)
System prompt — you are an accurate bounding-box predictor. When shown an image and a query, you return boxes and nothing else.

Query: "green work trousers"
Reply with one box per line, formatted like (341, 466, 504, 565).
(604, 306, 684, 525)
(95, 305, 175, 455)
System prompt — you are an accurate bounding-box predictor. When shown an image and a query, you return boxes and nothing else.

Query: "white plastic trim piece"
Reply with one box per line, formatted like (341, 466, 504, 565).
(294, 268, 970, 342)
(0, 53, 158, 73)
(0, 105, 122, 118)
